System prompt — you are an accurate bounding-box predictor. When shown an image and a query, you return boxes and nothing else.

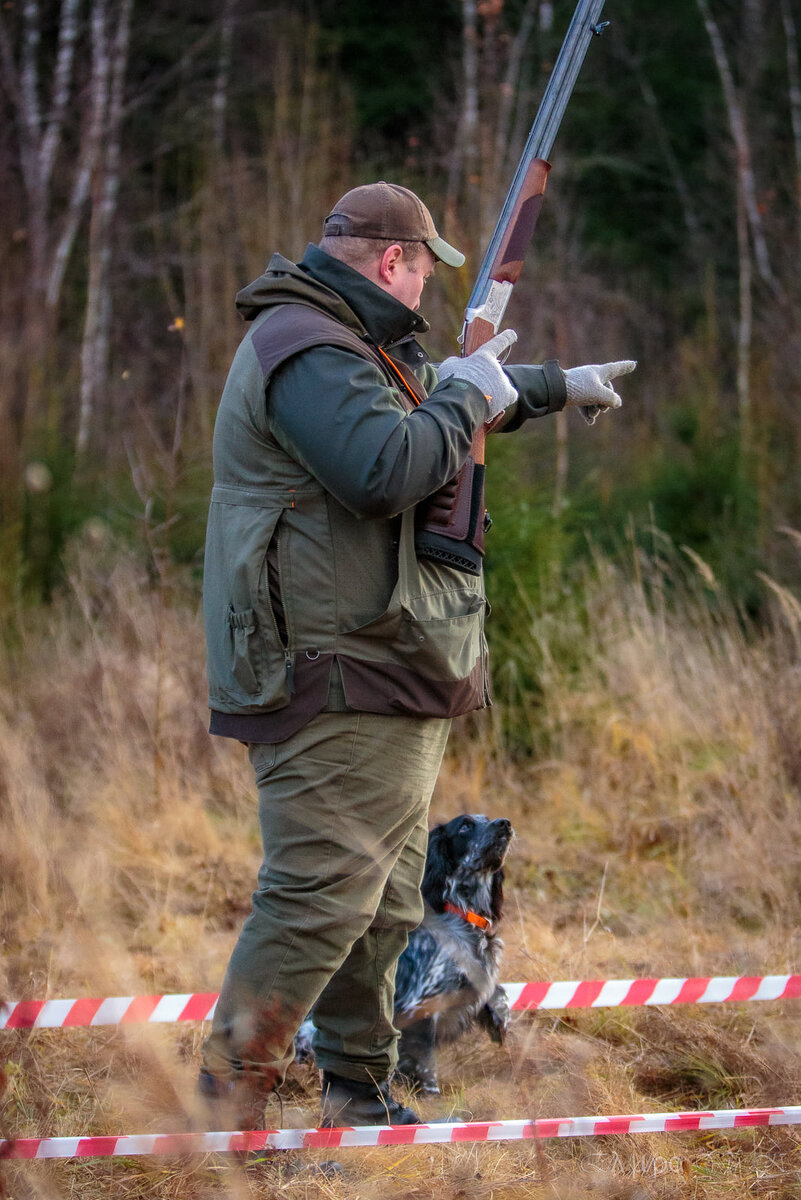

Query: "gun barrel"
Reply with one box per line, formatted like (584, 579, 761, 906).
(467, 0, 607, 319)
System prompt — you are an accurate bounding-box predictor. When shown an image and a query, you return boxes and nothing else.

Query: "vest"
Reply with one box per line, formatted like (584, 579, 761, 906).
(203, 300, 490, 735)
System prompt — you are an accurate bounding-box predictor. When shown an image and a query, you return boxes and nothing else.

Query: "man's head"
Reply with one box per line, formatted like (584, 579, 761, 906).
(319, 181, 464, 312)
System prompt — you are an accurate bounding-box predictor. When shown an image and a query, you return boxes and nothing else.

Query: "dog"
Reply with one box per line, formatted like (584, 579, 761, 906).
(393, 813, 514, 1094)
(295, 813, 514, 1096)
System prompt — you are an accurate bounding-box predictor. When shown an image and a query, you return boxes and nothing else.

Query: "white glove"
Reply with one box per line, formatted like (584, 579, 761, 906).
(564, 360, 637, 425)
(437, 329, 519, 420)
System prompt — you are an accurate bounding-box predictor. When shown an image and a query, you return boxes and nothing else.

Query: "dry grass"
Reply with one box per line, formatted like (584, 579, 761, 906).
(2, 530, 801, 1198)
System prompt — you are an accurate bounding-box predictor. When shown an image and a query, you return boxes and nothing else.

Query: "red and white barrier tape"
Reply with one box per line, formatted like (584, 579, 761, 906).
(4, 1106, 801, 1159)
(3, 976, 801, 1030)
(505, 974, 801, 1010)
(0, 993, 219, 1030)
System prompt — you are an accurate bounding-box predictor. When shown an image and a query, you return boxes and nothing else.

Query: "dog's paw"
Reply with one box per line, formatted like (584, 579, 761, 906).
(477, 997, 510, 1045)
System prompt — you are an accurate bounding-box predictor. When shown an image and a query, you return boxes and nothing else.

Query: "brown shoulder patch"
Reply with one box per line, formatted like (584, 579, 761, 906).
(252, 304, 384, 380)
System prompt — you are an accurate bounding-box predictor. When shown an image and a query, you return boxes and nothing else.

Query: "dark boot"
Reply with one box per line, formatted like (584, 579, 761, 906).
(195, 1068, 268, 1132)
(320, 1070, 421, 1127)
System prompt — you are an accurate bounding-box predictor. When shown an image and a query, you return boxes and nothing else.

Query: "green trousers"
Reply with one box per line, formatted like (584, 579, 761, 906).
(202, 710, 451, 1088)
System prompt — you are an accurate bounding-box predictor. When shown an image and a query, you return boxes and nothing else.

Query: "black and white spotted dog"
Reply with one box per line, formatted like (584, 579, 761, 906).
(295, 814, 514, 1096)
(393, 813, 514, 1094)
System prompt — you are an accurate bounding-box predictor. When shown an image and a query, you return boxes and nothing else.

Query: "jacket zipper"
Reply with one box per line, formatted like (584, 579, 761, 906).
(266, 516, 294, 694)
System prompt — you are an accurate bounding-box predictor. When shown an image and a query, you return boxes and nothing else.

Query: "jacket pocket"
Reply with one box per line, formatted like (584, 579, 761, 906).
(341, 593, 486, 683)
(204, 493, 291, 711)
(226, 605, 260, 693)
(399, 598, 486, 681)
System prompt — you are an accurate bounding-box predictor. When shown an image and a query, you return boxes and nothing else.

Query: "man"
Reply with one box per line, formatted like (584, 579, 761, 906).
(200, 181, 634, 1128)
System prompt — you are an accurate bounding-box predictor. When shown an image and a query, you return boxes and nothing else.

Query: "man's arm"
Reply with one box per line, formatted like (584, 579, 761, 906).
(429, 356, 634, 432)
(267, 346, 488, 519)
(417, 357, 566, 432)
(495, 361, 567, 430)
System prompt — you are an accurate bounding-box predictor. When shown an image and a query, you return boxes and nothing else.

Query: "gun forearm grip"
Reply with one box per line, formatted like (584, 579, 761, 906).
(414, 427, 489, 576)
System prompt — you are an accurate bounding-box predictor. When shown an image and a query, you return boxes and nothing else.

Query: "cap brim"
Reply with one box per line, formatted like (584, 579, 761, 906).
(426, 236, 465, 268)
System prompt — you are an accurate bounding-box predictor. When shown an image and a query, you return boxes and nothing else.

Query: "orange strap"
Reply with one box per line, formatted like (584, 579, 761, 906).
(444, 901, 492, 932)
(377, 347, 422, 407)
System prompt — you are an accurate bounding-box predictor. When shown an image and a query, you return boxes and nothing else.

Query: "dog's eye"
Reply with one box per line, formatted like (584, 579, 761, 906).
(458, 821, 473, 834)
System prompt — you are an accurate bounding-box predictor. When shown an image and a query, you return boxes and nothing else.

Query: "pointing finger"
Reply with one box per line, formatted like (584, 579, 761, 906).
(478, 329, 518, 361)
(601, 359, 637, 379)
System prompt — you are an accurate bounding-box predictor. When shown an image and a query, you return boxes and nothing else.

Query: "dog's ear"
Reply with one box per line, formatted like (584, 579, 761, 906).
(490, 867, 505, 923)
(421, 825, 452, 910)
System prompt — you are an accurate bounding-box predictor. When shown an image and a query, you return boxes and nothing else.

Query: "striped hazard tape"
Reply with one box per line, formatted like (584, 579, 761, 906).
(0, 993, 218, 1030)
(505, 974, 801, 1009)
(3, 976, 801, 1030)
(4, 1107, 801, 1159)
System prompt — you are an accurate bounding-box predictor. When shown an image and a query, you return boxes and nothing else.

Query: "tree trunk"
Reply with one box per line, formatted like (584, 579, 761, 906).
(0, 0, 84, 442)
(449, 0, 480, 240)
(780, 0, 801, 258)
(696, 0, 774, 288)
(493, 0, 538, 192)
(613, 31, 702, 243)
(552, 210, 571, 517)
(212, 0, 236, 156)
(77, 0, 133, 460)
(735, 173, 753, 444)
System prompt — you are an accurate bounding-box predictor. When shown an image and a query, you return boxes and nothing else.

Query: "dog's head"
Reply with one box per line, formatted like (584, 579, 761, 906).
(422, 814, 514, 924)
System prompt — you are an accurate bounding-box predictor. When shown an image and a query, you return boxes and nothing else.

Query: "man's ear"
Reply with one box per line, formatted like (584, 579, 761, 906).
(378, 243, 403, 284)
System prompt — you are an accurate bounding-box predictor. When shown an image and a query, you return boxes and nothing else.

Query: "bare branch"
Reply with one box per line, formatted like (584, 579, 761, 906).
(77, 0, 133, 457)
(613, 31, 703, 243)
(212, 0, 236, 154)
(463, 0, 479, 175)
(46, 152, 93, 309)
(39, 0, 81, 189)
(494, 0, 538, 183)
(696, 0, 774, 287)
(20, 0, 42, 150)
(122, 22, 220, 118)
(0, 16, 20, 102)
(736, 171, 753, 435)
(780, 0, 801, 253)
(46, 0, 110, 309)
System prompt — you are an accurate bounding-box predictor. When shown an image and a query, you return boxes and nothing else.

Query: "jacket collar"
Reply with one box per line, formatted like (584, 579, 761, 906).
(299, 244, 430, 348)
(235, 246, 430, 350)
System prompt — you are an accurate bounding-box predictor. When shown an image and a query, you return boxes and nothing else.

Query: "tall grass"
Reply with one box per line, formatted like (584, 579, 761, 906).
(2, 527, 801, 1197)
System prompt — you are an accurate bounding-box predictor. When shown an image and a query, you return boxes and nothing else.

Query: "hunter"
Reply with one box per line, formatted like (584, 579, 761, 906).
(199, 181, 635, 1128)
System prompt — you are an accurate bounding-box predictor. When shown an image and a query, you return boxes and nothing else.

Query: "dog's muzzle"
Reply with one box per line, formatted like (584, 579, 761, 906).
(467, 818, 514, 871)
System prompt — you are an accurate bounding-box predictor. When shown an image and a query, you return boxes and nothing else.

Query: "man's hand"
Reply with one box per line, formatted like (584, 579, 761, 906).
(563, 360, 637, 425)
(437, 329, 519, 420)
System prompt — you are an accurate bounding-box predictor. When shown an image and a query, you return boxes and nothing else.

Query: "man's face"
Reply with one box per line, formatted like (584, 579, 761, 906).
(386, 245, 437, 311)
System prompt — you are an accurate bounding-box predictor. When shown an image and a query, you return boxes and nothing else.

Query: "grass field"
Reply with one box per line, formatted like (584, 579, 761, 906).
(2, 534, 801, 1198)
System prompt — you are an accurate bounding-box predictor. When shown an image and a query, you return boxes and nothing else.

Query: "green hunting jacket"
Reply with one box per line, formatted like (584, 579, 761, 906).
(203, 244, 566, 741)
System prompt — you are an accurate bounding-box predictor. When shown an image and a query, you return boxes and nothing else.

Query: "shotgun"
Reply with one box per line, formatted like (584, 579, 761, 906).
(415, 0, 609, 575)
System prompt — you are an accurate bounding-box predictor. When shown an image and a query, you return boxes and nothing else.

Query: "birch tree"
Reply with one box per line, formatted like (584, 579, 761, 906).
(0, 0, 82, 433)
(76, 0, 133, 458)
(0, 0, 133, 454)
(696, 0, 772, 440)
(780, 0, 801, 257)
(696, 0, 773, 288)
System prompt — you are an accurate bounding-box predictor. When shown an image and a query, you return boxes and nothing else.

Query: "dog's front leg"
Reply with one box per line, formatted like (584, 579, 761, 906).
(476, 985, 510, 1044)
(396, 1017, 440, 1095)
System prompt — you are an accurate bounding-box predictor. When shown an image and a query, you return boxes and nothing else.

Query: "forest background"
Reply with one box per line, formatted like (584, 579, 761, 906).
(4, 2, 801, 1196)
(2, 0, 801, 646)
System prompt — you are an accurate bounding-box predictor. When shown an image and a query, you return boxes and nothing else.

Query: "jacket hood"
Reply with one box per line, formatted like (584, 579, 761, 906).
(235, 244, 430, 348)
